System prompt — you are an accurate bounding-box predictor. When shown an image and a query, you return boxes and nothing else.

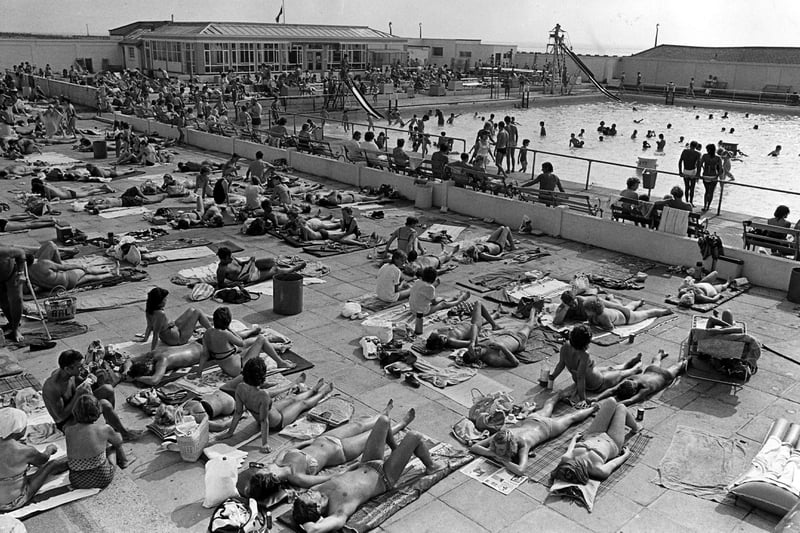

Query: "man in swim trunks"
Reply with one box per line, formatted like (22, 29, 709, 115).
(584, 295, 672, 331)
(425, 301, 500, 352)
(463, 307, 540, 368)
(312, 191, 381, 208)
(215, 247, 305, 289)
(0, 408, 67, 511)
(42, 349, 143, 441)
(123, 343, 205, 386)
(549, 324, 644, 408)
(292, 417, 442, 533)
(27, 241, 118, 291)
(594, 350, 686, 406)
(470, 391, 598, 475)
(402, 246, 458, 277)
(463, 225, 515, 262)
(0, 245, 27, 342)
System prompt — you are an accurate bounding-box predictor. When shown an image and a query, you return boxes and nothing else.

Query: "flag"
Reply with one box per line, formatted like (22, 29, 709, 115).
(275, 4, 283, 23)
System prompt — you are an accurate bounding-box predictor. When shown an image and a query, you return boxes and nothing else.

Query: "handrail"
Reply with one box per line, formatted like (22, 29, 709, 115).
(515, 146, 800, 216)
(275, 110, 469, 154)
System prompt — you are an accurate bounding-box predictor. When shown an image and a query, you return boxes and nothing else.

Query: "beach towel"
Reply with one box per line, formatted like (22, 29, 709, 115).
(485, 277, 570, 305)
(22, 152, 81, 166)
(278, 439, 473, 533)
(657, 206, 690, 236)
(246, 277, 326, 296)
(419, 223, 468, 242)
(593, 254, 658, 283)
(7, 470, 100, 519)
(5, 321, 89, 351)
(347, 293, 404, 313)
(658, 425, 751, 502)
(98, 206, 151, 219)
(463, 267, 549, 292)
(665, 286, 746, 312)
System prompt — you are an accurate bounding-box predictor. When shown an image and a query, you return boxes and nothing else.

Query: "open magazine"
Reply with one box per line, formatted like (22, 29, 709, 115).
(460, 457, 527, 495)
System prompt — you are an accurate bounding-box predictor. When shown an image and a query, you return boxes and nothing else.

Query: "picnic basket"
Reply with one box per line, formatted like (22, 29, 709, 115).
(42, 286, 76, 322)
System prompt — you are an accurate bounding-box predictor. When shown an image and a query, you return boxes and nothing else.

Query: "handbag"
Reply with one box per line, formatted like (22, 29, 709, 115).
(213, 286, 260, 304)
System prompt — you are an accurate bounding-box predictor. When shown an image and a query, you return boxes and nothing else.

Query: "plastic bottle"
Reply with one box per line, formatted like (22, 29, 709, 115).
(538, 357, 551, 388)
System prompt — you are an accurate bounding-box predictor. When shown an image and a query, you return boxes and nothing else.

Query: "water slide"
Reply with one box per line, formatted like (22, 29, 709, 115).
(560, 45, 620, 102)
(342, 77, 384, 120)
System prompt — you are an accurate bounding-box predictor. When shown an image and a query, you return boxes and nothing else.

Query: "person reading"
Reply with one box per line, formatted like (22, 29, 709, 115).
(291, 418, 442, 533)
(549, 325, 643, 408)
(220, 359, 333, 452)
(244, 400, 415, 501)
(0, 408, 67, 511)
(470, 392, 598, 475)
(551, 398, 638, 484)
(594, 350, 686, 406)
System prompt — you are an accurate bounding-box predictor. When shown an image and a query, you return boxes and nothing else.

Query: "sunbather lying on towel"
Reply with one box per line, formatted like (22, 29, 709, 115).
(220, 359, 333, 452)
(169, 201, 225, 229)
(425, 301, 500, 351)
(124, 343, 205, 386)
(463, 226, 515, 262)
(0, 216, 57, 233)
(677, 271, 730, 307)
(584, 296, 672, 331)
(284, 210, 343, 233)
(31, 178, 114, 200)
(552, 398, 638, 484)
(244, 400, 416, 501)
(594, 350, 686, 406)
(0, 408, 68, 511)
(27, 241, 120, 290)
(86, 186, 166, 213)
(470, 391, 598, 476)
(216, 247, 305, 289)
(549, 324, 644, 408)
(462, 307, 540, 368)
(553, 290, 592, 325)
(65, 395, 133, 490)
(403, 247, 458, 277)
(196, 306, 295, 378)
(308, 190, 381, 208)
(177, 160, 224, 173)
(287, 207, 372, 248)
(292, 415, 443, 533)
(137, 287, 212, 351)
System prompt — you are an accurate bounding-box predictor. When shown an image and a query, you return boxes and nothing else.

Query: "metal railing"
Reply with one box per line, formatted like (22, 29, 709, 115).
(272, 111, 469, 155)
(618, 83, 800, 106)
(516, 146, 800, 217)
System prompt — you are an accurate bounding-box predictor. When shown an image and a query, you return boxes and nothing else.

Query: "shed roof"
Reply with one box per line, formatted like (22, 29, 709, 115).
(632, 45, 800, 65)
(138, 22, 401, 42)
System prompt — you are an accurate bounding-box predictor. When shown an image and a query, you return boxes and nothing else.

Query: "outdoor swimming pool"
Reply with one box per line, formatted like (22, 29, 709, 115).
(334, 99, 800, 218)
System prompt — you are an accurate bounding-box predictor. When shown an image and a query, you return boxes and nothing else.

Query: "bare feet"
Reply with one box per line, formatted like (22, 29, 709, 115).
(402, 408, 416, 427)
(632, 300, 644, 310)
(294, 372, 307, 385)
(321, 382, 335, 396)
(118, 453, 137, 469)
(658, 349, 669, 361)
(311, 378, 325, 393)
(382, 399, 394, 416)
(122, 429, 145, 442)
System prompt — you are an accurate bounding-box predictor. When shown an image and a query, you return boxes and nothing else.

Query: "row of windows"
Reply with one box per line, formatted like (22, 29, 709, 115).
(432, 47, 473, 58)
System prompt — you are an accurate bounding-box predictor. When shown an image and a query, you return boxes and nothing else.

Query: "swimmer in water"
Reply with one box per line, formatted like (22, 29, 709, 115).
(768, 145, 781, 157)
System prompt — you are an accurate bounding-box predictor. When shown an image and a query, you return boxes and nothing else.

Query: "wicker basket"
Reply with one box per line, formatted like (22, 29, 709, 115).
(42, 286, 76, 322)
(176, 414, 209, 462)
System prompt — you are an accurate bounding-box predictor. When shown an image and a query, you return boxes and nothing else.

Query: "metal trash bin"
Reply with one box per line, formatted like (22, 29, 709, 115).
(788, 267, 800, 304)
(92, 140, 108, 159)
(415, 182, 433, 209)
(273, 273, 303, 315)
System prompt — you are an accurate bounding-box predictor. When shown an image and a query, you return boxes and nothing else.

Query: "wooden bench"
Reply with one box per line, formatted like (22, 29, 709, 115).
(762, 84, 792, 95)
(703, 80, 728, 90)
(308, 140, 342, 160)
(651, 205, 708, 237)
(518, 189, 603, 216)
(386, 153, 413, 175)
(742, 220, 800, 260)
(611, 197, 654, 227)
(445, 164, 513, 196)
(360, 149, 390, 169)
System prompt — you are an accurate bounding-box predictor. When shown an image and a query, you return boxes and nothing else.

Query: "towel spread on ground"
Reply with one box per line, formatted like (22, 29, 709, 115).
(172, 258, 327, 286)
(419, 223, 468, 242)
(97, 206, 151, 219)
(465, 267, 549, 292)
(5, 321, 89, 351)
(665, 287, 747, 312)
(486, 277, 571, 305)
(7, 471, 100, 520)
(347, 293, 405, 313)
(593, 254, 658, 283)
(246, 277, 326, 296)
(278, 438, 473, 533)
(657, 425, 751, 502)
(417, 367, 511, 408)
(22, 152, 81, 166)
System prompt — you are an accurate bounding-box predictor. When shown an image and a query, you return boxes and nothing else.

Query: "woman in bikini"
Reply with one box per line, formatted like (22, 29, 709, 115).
(552, 398, 638, 485)
(549, 324, 644, 408)
(243, 400, 416, 501)
(584, 296, 672, 332)
(221, 358, 333, 452)
(27, 241, 118, 290)
(137, 287, 212, 351)
(463, 226, 515, 262)
(197, 307, 294, 378)
(65, 395, 132, 490)
(471, 392, 598, 475)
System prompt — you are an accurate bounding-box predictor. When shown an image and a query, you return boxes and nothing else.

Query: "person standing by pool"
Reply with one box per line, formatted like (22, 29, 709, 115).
(687, 77, 696, 98)
(699, 143, 724, 212)
(618, 72, 625, 94)
(679, 141, 701, 205)
(494, 122, 509, 174)
(505, 116, 518, 173)
(521, 162, 564, 206)
(636, 72, 643, 93)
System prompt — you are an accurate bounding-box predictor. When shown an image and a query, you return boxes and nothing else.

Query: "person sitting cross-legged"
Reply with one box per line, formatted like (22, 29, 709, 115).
(291, 417, 443, 533)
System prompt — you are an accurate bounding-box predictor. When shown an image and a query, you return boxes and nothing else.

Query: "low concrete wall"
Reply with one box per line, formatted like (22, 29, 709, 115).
(34, 76, 99, 108)
(117, 113, 794, 292)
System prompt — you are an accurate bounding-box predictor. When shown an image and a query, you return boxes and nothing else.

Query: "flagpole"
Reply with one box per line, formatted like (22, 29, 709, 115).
(282, 0, 286, 24)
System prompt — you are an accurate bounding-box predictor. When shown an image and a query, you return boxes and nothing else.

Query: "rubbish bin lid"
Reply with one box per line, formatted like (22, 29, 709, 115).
(275, 272, 304, 282)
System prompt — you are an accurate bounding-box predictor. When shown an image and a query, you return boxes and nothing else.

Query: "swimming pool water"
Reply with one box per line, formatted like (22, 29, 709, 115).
(337, 100, 800, 219)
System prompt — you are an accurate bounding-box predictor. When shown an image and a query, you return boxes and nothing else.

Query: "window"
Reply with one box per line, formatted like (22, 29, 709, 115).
(128, 47, 136, 59)
(432, 47, 443, 57)
(342, 44, 367, 70)
(204, 42, 230, 73)
(459, 51, 472, 58)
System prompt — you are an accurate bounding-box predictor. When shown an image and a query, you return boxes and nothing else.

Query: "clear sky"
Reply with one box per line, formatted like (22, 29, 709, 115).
(3, 0, 800, 55)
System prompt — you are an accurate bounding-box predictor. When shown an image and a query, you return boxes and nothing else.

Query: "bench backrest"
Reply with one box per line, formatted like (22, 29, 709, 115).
(743, 220, 800, 259)
(518, 188, 602, 216)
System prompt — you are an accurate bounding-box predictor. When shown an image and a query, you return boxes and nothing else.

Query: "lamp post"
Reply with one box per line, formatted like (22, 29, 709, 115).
(654, 23, 660, 47)
(419, 22, 422, 39)
(389, 22, 392, 35)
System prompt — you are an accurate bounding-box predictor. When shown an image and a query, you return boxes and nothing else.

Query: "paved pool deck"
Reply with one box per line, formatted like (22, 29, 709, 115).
(3, 115, 798, 533)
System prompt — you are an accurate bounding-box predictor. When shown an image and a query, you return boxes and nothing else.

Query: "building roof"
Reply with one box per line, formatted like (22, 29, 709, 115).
(135, 21, 402, 42)
(632, 45, 800, 65)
